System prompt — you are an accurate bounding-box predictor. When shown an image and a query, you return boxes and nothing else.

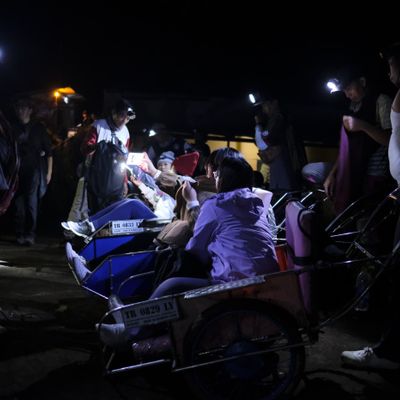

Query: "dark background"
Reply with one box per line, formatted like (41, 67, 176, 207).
(0, 1, 399, 143)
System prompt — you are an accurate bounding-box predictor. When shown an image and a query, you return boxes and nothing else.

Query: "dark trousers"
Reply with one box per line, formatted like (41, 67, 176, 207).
(14, 169, 40, 237)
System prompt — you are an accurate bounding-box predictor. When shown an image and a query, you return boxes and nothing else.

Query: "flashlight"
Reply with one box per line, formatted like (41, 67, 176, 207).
(249, 93, 256, 104)
(149, 129, 157, 137)
(326, 79, 340, 94)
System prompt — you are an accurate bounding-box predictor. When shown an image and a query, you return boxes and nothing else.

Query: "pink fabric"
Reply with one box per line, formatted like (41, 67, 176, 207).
(285, 201, 313, 314)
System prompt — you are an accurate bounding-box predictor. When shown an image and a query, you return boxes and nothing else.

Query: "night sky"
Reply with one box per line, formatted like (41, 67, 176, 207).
(0, 2, 398, 141)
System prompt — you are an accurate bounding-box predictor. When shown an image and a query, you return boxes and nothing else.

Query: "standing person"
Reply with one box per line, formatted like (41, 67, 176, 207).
(12, 98, 53, 245)
(340, 45, 400, 370)
(80, 98, 135, 214)
(253, 93, 305, 192)
(323, 65, 394, 213)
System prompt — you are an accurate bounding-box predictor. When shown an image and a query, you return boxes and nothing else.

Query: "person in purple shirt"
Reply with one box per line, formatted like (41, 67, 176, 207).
(97, 156, 279, 348)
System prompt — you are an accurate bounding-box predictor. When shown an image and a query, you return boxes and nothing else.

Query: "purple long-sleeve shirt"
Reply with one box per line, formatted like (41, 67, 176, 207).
(185, 188, 278, 282)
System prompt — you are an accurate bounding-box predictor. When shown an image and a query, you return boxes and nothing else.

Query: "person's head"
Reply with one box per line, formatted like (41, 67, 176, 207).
(14, 98, 33, 124)
(215, 156, 254, 193)
(381, 43, 400, 88)
(336, 66, 368, 103)
(111, 98, 135, 128)
(205, 147, 243, 179)
(157, 150, 175, 172)
(260, 94, 280, 116)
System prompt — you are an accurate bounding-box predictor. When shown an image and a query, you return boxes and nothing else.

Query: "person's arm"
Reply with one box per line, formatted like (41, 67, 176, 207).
(182, 181, 201, 229)
(393, 89, 400, 113)
(185, 200, 217, 266)
(342, 115, 390, 146)
(323, 158, 338, 199)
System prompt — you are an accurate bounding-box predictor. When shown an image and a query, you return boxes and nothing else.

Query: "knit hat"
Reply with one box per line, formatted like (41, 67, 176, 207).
(157, 151, 175, 166)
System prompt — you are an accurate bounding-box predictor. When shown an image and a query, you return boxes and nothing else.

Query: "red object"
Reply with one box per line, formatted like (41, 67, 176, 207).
(172, 152, 200, 176)
(275, 244, 288, 271)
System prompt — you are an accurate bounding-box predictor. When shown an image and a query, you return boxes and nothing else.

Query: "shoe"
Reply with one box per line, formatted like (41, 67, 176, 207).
(72, 256, 90, 282)
(341, 347, 400, 370)
(65, 242, 87, 266)
(68, 220, 95, 238)
(61, 221, 71, 231)
(24, 235, 35, 246)
(16, 235, 25, 245)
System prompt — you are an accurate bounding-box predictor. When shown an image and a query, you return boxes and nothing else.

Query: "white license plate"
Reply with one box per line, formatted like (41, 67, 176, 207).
(121, 297, 179, 328)
(111, 219, 144, 235)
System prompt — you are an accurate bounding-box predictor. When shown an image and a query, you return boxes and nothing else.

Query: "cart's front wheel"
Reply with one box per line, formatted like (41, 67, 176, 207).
(183, 300, 305, 400)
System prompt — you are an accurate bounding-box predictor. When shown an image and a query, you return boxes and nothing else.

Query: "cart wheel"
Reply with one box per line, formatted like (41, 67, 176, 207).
(183, 300, 305, 400)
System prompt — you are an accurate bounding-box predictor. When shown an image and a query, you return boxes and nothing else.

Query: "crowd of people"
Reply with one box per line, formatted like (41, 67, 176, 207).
(1, 43, 400, 372)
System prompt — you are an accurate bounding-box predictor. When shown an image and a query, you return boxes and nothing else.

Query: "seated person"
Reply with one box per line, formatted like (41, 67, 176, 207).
(62, 198, 157, 238)
(98, 156, 279, 347)
(129, 151, 176, 220)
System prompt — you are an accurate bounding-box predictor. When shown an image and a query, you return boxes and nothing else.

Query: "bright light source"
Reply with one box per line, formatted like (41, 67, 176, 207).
(120, 162, 132, 174)
(249, 93, 256, 104)
(54, 91, 60, 98)
(0, 48, 4, 62)
(63, 97, 69, 104)
(326, 79, 340, 93)
(149, 129, 157, 137)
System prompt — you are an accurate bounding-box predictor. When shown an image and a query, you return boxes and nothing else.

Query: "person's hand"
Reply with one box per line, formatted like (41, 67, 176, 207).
(343, 115, 365, 132)
(182, 181, 198, 203)
(323, 173, 336, 199)
(139, 152, 158, 176)
(129, 175, 142, 187)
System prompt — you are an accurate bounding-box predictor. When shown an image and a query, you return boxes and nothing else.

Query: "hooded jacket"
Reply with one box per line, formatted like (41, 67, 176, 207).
(185, 188, 278, 282)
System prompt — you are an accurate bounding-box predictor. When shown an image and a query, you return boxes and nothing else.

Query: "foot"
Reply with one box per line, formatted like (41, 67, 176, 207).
(16, 235, 25, 245)
(72, 256, 90, 282)
(61, 221, 71, 231)
(68, 220, 95, 238)
(24, 235, 35, 246)
(96, 322, 127, 348)
(341, 347, 400, 370)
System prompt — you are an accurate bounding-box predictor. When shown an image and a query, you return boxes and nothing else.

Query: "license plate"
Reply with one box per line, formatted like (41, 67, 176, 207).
(111, 219, 144, 235)
(121, 297, 179, 328)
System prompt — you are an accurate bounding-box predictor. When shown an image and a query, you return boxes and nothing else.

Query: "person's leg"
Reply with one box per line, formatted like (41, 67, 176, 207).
(91, 199, 156, 229)
(301, 162, 333, 187)
(24, 171, 40, 242)
(150, 276, 211, 299)
(98, 277, 212, 348)
(67, 177, 89, 222)
(14, 191, 25, 241)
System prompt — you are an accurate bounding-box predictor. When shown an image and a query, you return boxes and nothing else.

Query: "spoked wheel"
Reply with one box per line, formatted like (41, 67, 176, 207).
(183, 300, 305, 400)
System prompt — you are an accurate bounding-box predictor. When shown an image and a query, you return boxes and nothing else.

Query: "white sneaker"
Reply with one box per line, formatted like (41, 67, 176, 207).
(341, 347, 400, 370)
(68, 220, 95, 238)
(61, 221, 71, 231)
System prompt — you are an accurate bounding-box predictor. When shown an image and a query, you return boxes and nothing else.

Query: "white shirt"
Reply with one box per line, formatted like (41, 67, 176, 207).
(93, 119, 130, 147)
(389, 109, 400, 185)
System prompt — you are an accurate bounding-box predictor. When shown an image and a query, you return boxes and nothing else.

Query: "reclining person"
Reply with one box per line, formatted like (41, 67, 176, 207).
(62, 198, 157, 238)
(97, 156, 279, 348)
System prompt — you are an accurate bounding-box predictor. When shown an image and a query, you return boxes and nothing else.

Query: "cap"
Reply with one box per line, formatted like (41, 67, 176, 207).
(157, 151, 175, 165)
(335, 64, 366, 90)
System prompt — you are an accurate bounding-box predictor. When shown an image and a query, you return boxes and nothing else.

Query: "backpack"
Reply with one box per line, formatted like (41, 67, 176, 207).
(86, 138, 128, 213)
